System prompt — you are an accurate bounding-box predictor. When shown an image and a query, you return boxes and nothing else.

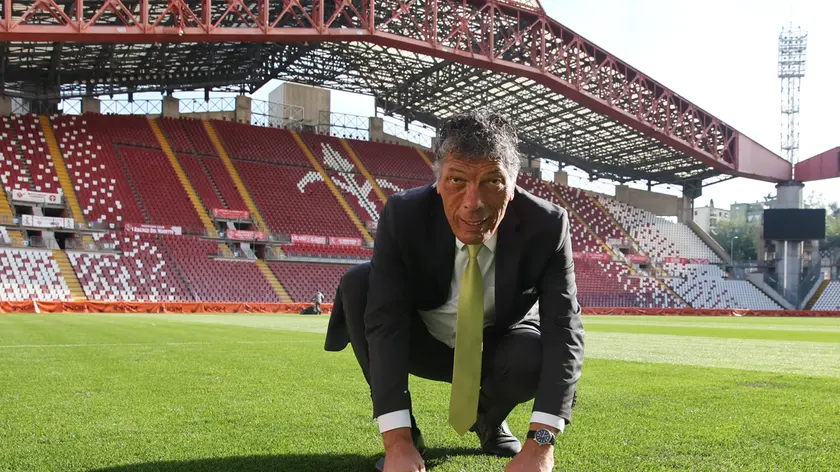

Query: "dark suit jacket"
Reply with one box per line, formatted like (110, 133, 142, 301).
(326, 184, 584, 424)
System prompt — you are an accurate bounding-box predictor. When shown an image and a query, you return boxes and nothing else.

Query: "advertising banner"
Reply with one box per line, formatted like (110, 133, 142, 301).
(228, 229, 268, 241)
(21, 214, 74, 229)
(291, 234, 328, 245)
(12, 190, 61, 204)
(330, 237, 363, 247)
(125, 223, 182, 235)
(585, 252, 611, 261)
(627, 254, 648, 263)
(212, 208, 250, 220)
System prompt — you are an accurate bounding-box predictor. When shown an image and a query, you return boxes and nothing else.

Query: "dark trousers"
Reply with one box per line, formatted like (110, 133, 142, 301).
(338, 262, 542, 429)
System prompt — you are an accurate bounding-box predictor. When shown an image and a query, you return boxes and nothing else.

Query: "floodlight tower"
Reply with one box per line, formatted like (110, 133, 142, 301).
(778, 26, 807, 167)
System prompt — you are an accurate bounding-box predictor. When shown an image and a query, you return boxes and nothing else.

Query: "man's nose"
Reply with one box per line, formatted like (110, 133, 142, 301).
(462, 184, 484, 211)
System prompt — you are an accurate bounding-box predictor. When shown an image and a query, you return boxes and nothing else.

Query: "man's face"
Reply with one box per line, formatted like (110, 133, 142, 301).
(436, 155, 515, 245)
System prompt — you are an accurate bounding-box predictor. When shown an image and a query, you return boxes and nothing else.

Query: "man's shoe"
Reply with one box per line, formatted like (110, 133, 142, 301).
(471, 418, 521, 457)
(374, 427, 426, 471)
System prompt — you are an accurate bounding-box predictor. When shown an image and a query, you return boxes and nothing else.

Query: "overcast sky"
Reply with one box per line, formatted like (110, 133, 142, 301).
(253, 0, 838, 209)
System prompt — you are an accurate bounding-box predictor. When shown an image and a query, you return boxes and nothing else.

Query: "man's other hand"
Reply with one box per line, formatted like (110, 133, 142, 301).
(382, 428, 426, 472)
(504, 439, 554, 472)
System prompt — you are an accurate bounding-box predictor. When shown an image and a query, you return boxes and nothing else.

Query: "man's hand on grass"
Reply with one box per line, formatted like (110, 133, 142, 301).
(504, 439, 554, 472)
(382, 428, 426, 472)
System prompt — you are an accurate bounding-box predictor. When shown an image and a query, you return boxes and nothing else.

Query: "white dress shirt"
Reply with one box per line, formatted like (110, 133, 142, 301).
(377, 234, 566, 434)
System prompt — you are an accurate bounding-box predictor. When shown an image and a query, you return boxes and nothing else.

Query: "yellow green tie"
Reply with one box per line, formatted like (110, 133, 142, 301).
(449, 244, 484, 435)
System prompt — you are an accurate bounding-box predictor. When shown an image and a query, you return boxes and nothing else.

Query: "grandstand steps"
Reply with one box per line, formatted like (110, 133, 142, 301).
(113, 146, 153, 224)
(542, 181, 612, 255)
(0, 186, 24, 244)
(157, 239, 197, 300)
(256, 259, 291, 302)
(149, 118, 218, 238)
(415, 148, 435, 170)
(805, 279, 831, 310)
(291, 131, 373, 245)
(202, 121, 272, 235)
(39, 116, 95, 249)
(39, 116, 84, 221)
(342, 139, 387, 204)
(12, 141, 35, 190)
(52, 249, 86, 300)
(584, 191, 688, 306)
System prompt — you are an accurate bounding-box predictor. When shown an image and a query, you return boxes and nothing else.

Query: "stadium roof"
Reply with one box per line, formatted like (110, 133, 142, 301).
(0, 0, 792, 186)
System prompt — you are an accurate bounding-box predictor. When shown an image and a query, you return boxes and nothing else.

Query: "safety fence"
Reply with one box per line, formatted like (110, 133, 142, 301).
(0, 301, 334, 314)
(1, 302, 837, 316)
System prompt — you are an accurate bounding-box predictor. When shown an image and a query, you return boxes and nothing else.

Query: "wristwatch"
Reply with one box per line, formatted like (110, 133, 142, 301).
(526, 428, 556, 446)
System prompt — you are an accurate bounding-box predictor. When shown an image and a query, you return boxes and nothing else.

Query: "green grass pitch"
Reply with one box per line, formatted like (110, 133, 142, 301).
(1, 313, 839, 471)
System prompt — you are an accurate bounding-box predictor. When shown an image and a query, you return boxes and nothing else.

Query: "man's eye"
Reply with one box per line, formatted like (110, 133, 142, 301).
(449, 177, 464, 183)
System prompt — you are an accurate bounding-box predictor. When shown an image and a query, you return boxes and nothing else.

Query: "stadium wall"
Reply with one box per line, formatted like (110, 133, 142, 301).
(614, 185, 683, 218)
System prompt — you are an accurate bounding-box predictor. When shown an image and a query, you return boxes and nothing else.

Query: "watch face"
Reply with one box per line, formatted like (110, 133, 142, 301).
(535, 429, 552, 445)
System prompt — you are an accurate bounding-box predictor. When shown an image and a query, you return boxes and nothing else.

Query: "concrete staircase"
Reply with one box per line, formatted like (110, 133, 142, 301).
(805, 279, 831, 310)
(342, 139, 387, 205)
(39, 116, 95, 248)
(292, 130, 373, 245)
(416, 148, 435, 169)
(256, 259, 291, 302)
(149, 118, 218, 237)
(202, 120, 271, 235)
(52, 249, 86, 300)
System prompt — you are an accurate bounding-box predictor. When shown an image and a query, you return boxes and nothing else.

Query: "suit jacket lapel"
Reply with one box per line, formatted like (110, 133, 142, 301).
(494, 193, 522, 326)
(429, 192, 456, 305)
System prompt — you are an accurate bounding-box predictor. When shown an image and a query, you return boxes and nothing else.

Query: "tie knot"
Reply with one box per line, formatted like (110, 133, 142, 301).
(467, 244, 481, 259)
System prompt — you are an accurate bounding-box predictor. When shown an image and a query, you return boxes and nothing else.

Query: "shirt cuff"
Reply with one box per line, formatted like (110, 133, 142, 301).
(377, 409, 412, 434)
(530, 411, 566, 433)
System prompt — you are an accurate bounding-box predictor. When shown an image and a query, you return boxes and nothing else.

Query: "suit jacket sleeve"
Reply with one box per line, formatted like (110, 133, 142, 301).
(364, 199, 413, 418)
(534, 208, 585, 424)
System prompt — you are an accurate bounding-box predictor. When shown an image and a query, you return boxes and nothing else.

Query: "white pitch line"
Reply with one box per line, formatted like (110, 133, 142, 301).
(0, 340, 321, 349)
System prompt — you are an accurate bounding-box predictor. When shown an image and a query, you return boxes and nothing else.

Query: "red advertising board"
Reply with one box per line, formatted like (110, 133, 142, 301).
(212, 208, 250, 220)
(689, 258, 710, 265)
(291, 234, 328, 245)
(227, 229, 267, 241)
(585, 252, 611, 261)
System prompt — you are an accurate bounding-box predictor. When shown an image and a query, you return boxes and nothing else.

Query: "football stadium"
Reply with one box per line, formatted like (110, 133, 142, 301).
(0, 1, 838, 471)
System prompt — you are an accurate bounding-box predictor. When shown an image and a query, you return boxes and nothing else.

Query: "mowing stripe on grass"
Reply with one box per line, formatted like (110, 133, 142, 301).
(585, 331, 840, 378)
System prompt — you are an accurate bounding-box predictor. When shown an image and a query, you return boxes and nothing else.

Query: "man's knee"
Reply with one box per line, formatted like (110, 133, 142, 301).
(490, 328, 542, 403)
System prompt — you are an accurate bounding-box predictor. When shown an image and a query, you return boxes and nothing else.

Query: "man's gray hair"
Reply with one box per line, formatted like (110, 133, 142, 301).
(433, 108, 521, 182)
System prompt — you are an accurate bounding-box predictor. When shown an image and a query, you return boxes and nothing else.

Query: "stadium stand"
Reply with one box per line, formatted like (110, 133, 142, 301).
(663, 263, 781, 310)
(0, 114, 818, 312)
(598, 196, 721, 262)
(0, 114, 61, 195)
(348, 139, 434, 182)
(812, 281, 840, 310)
(118, 147, 204, 231)
(69, 233, 187, 301)
(0, 248, 70, 301)
(159, 235, 281, 303)
(268, 261, 351, 303)
(52, 115, 147, 227)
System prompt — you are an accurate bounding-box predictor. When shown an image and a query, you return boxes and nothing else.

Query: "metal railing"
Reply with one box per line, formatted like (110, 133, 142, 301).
(102, 99, 162, 115)
(251, 99, 305, 129)
(319, 111, 435, 148)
